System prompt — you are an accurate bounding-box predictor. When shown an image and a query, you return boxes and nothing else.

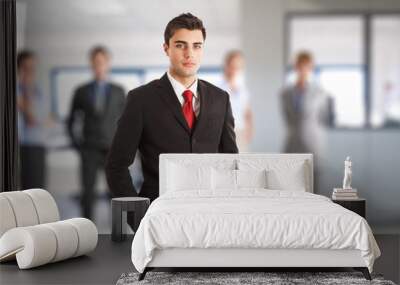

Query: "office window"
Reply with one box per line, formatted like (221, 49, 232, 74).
(287, 15, 365, 127)
(143, 69, 165, 83)
(289, 16, 364, 65)
(371, 15, 400, 128)
(318, 68, 365, 127)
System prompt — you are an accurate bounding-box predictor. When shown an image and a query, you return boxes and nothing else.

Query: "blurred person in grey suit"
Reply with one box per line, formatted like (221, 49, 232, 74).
(281, 51, 334, 165)
(67, 46, 125, 219)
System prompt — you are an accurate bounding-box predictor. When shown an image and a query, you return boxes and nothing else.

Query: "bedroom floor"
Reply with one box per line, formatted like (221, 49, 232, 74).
(0, 234, 398, 285)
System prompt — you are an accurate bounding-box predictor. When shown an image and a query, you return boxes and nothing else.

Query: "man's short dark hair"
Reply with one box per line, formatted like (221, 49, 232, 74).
(17, 50, 35, 70)
(164, 13, 206, 45)
(89, 45, 110, 61)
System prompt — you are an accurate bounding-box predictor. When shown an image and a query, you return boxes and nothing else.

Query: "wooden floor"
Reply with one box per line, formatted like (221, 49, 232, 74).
(0, 234, 398, 285)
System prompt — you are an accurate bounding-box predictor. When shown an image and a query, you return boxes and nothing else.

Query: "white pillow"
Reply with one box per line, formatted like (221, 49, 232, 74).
(236, 169, 268, 189)
(167, 162, 212, 191)
(211, 168, 236, 190)
(237, 159, 308, 191)
(267, 167, 306, 191)
(211, 169, 268, 190)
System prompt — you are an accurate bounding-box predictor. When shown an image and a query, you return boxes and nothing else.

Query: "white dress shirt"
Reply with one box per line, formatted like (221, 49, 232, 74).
(167, 71, 200, 117)
(218, 79, 250, 130)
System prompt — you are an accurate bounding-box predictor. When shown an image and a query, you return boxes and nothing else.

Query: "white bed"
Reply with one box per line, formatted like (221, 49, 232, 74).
(131, 153, 380, 280)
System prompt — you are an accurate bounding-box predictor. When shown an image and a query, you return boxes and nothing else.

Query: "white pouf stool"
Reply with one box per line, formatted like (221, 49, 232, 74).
(0, 189, 98, 269)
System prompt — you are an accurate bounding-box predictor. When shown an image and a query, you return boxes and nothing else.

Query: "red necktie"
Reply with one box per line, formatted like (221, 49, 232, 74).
(182, 90, 196, 129)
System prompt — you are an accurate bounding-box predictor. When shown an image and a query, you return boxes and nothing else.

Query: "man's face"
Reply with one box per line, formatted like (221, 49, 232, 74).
(164, 28, 204, 78)
(19, 57, 37, 85)
(295, 60, 313, 80)
(225, 55, 244, 80)
(91, 52, 110, 81)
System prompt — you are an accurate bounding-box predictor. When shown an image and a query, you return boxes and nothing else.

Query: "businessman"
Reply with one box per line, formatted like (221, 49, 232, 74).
(105, 13, 238, 203)
(67, 46, 125, 219)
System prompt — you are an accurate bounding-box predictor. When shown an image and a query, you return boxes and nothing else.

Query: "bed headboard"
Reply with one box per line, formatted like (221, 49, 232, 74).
(159, 153, 314, 195)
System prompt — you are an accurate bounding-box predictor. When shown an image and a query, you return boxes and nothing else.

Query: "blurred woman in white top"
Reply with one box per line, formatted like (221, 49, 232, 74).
(218, 50, 253, 152)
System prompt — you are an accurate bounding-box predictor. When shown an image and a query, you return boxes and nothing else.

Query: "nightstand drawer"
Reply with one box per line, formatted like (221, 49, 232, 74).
(332, 199, 366, 218)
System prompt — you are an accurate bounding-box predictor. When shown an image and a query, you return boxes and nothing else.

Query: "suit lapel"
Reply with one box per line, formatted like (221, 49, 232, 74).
(192, 79, 210, 136)
(88, 81, 111, 117)
(289, 86, 302, 118)
(103, 82, 113, 112)
(87, 81, 97, 113)
(102, 83, 112, 116)
(288, 87, 296, 116)
(156, 73, 190, 133)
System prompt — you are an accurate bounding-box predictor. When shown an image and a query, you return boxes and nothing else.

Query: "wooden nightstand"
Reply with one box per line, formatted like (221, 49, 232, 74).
(332, 198, 366, 218)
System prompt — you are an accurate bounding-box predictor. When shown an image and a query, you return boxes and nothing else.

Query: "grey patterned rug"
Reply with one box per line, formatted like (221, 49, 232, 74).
(116, 271, 396, 285)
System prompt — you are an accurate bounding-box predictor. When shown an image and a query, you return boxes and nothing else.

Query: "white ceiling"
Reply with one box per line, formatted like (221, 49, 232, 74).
(19, 0, 241, 35)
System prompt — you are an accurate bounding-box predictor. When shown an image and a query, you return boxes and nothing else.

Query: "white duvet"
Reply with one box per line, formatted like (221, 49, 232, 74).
(131, 190, 380, 273)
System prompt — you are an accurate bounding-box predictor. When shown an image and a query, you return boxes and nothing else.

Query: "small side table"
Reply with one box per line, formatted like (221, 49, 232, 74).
(111, 197, 150, 242)
(332, 198, 366, 218)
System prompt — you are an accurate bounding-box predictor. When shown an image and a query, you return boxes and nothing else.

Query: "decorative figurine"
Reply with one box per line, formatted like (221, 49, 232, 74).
(342, 156, 352, 189)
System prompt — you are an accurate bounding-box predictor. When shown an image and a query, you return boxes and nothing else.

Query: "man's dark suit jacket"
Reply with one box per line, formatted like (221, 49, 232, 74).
(105, 73, 238, 201)
(67, 81, 125, 150)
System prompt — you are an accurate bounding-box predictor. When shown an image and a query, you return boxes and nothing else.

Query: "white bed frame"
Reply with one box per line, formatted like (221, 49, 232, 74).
(140, 153, 370, 280)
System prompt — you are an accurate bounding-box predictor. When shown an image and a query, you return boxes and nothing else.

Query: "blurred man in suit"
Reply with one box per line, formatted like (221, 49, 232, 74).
(281, 51, 334, 158)
(67, 46, 125, 219)
(106, 13, 238, 204)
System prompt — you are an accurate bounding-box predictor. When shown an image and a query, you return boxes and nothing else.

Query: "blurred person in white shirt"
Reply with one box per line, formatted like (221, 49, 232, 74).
(17, 50, 52, 189)
(218, 50, 253, 152)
